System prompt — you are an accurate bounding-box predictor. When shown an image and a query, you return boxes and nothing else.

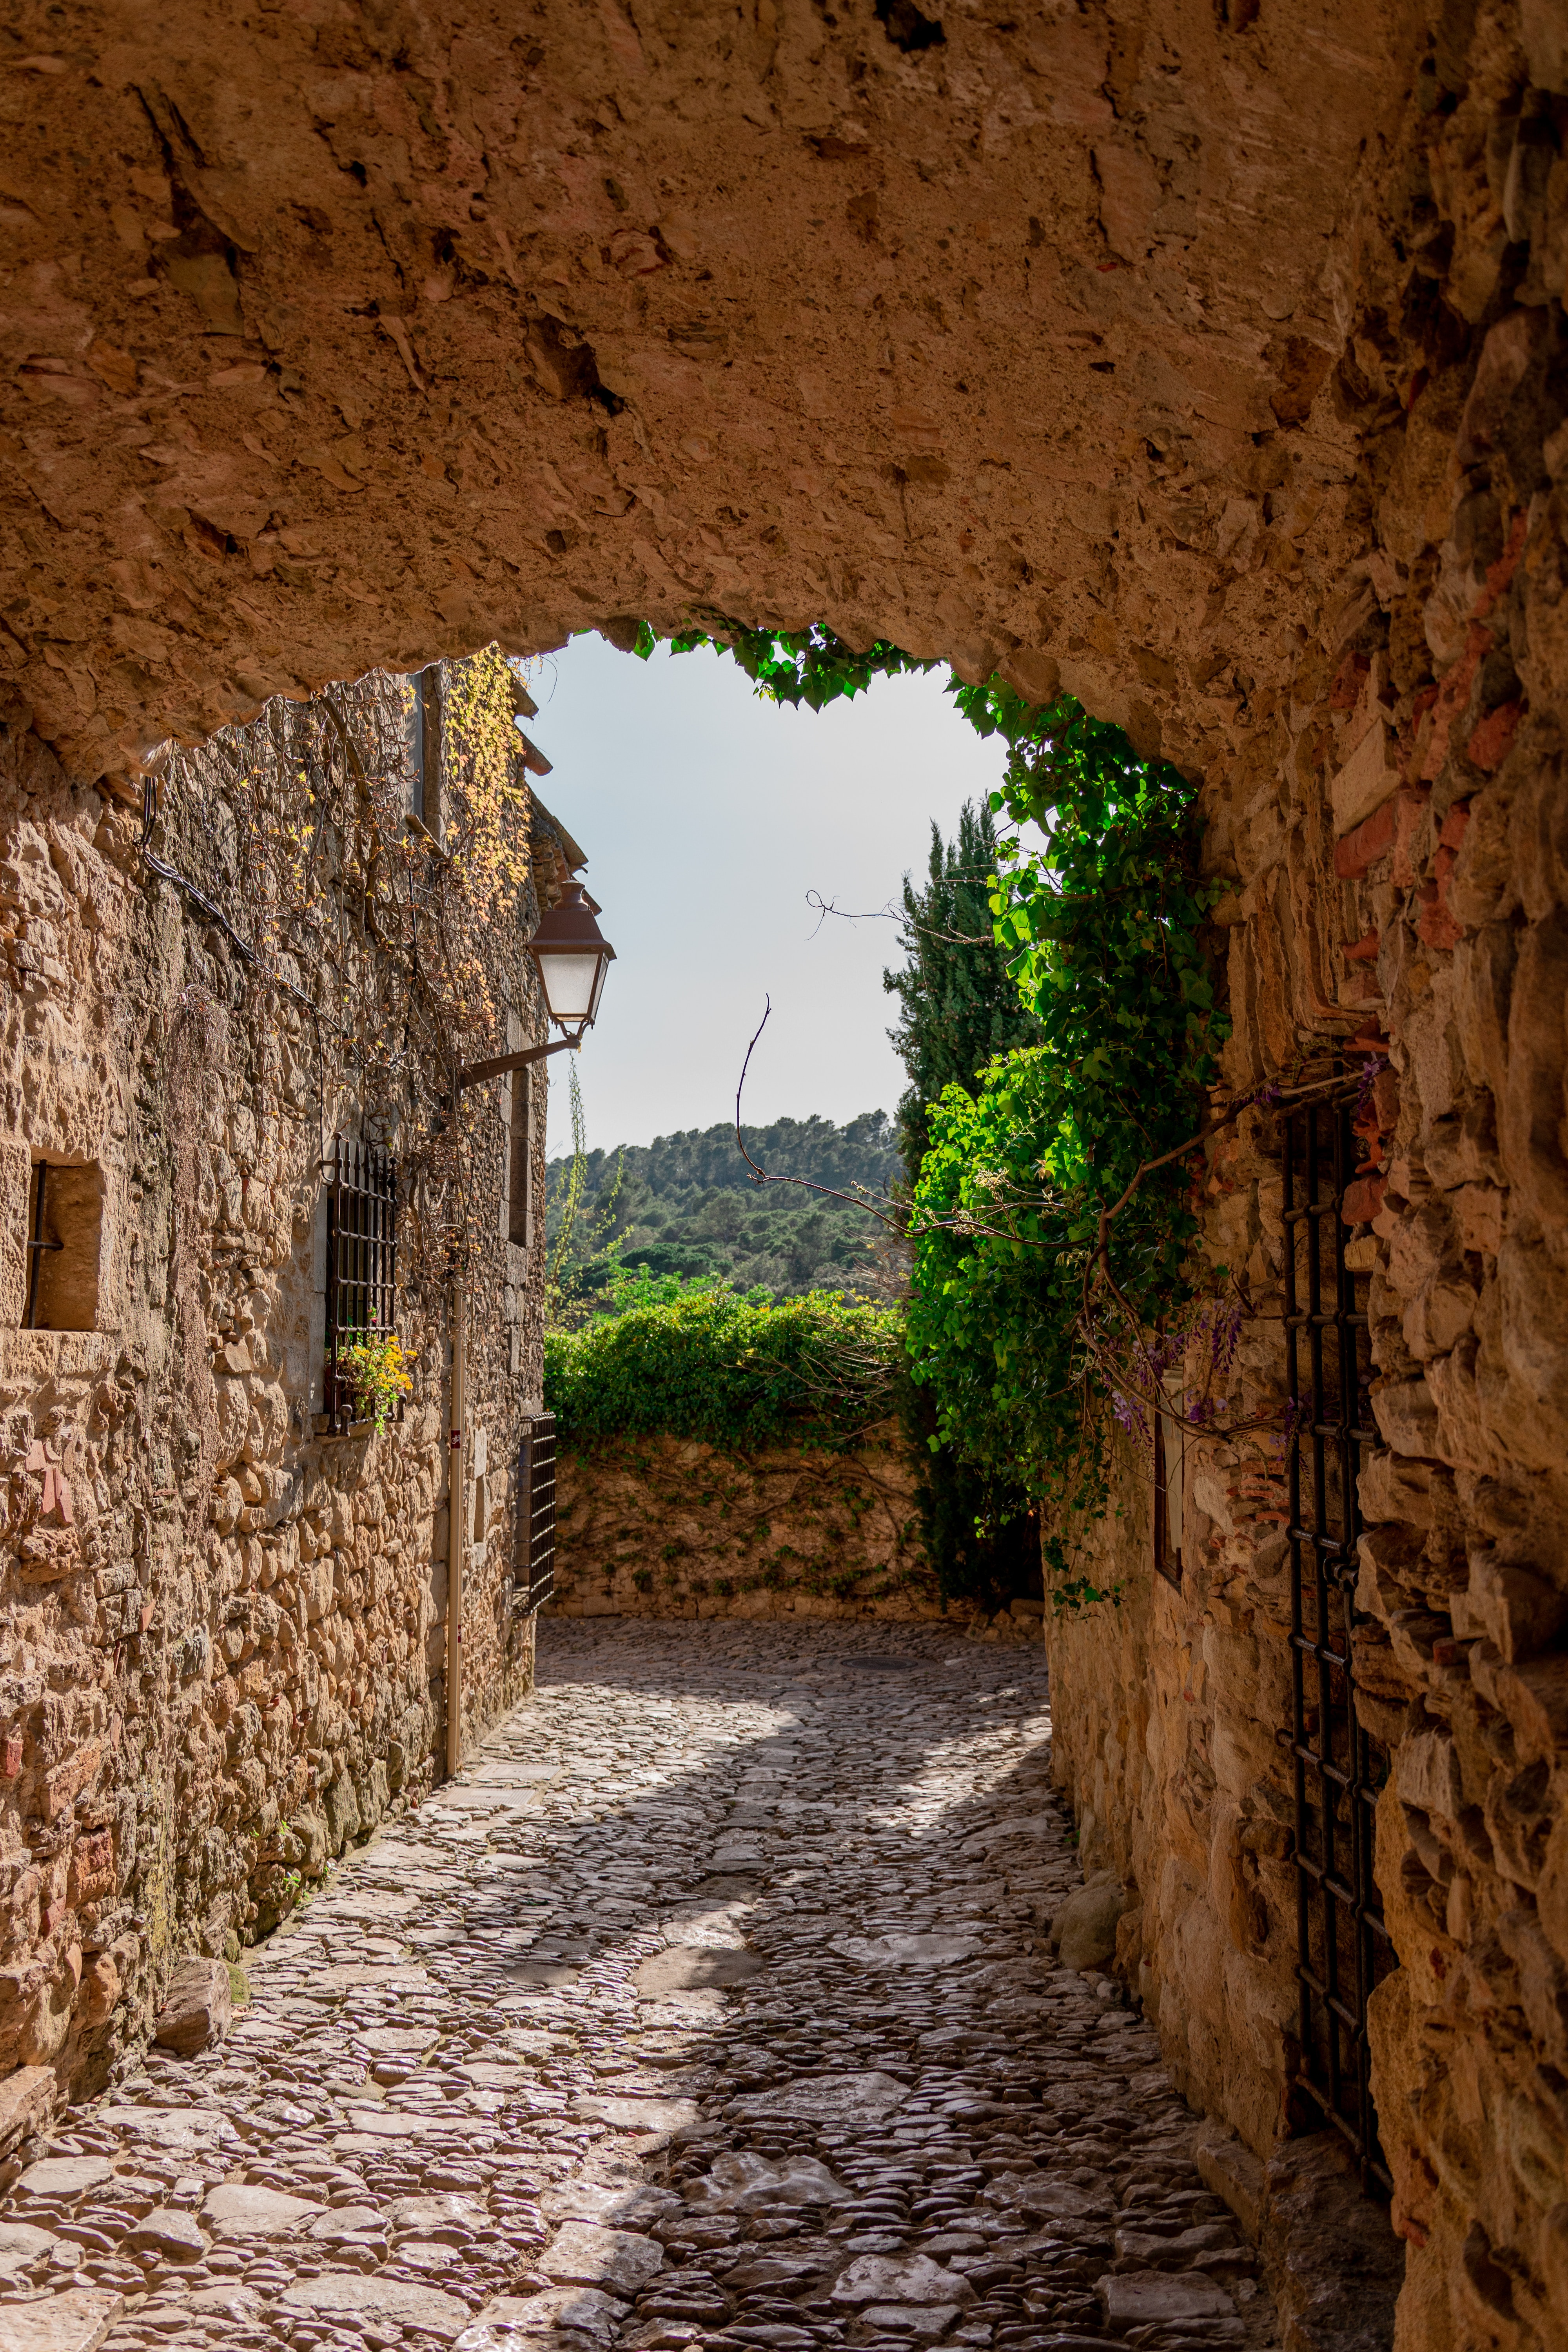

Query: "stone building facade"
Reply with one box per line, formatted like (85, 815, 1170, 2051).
(0, 651, 572, 2135)
(1040, 94, 1568, 2343)
(3, 0, 1568, 2342)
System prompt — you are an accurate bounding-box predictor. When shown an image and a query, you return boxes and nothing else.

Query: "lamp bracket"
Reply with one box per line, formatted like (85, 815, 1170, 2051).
(456, 1035, 581, 1092)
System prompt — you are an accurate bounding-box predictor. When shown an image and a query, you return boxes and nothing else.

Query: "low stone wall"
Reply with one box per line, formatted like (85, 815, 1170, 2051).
(547, 1423, 1041, 1633)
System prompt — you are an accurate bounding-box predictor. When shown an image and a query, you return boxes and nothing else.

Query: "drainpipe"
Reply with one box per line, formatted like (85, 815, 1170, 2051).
(446, 1278, 466, 1777)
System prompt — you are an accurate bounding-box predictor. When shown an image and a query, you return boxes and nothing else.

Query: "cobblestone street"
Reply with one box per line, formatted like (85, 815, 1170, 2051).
(0, 1625, 1276, 2352)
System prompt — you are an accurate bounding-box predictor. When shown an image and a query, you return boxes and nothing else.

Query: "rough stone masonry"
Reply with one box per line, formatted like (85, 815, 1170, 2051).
(4, 4, 1568, 2348)
(0, 652, 562, 2125)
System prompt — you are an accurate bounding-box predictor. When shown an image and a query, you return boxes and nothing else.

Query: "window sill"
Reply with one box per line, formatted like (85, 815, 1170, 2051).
(313, 1396, 407, 1442)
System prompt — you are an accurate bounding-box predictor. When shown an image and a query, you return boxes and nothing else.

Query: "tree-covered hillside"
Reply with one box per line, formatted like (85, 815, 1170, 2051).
(546, 1111, 898, 1302)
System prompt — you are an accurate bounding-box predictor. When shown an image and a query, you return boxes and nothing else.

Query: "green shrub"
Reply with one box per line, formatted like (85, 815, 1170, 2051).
(544, 1283, 900, 1451)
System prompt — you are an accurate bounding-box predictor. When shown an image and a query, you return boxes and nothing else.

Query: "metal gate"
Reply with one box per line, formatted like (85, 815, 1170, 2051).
(514, 1414, 557, 1615)
(1281, 1088, 1394, 2195)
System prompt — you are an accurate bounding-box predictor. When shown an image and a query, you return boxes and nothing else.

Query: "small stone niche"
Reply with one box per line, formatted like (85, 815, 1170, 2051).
(22, 1160, 103, 1332)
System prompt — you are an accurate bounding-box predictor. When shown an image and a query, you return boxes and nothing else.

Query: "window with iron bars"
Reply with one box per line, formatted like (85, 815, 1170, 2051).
(324, 1137, 400, 1430)
(1281, 1087, 1394, 2196)
(514, 1414, 556, 1614)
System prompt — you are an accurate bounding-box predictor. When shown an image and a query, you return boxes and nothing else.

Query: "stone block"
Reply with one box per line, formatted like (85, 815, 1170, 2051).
(1396, 1729, 1464, 1818)
(361, 1757, 390, 1827)
(302, 1557, 334, 1622)
(202, 2182, 323, 2238)
(279, 2270, 472, 2340)
(454, 2288, 626, 2348)
(1333, 798, 1397, 880)
(152, 1956, 233, 2056)
(831, 2254, 974, 2307)
(0, 2065, 57, 2153)
(292, 1807, 328, 1875)
(1097, 2271, 1235, 2328)
(16, 2156, 113, 2199)
(688, 2152, 848, 2210)
(1372, 1378, 1441, 1458)
(539, 2221, 664, 2294)
(0, 2220, 62, 2269)
(0, 2287, 124, 2352)
(1331, 720, 1397, 836)
(1194, 2124, 1268, 2244)
(732, 2070, 906, 2122)
(633, 1945, 762, 1997)
(122, 2207, 209, 2261)
(860, 2306, 961, 2339)
(323, 1773, 361, 1849)
(573, 2093, 701, 2135)
(1051, 1877, 1129, 1971)
(1263, 2132, 1403, 2352)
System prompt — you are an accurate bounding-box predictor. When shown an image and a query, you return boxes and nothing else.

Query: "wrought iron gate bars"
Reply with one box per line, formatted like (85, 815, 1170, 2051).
(515, 1414, 557, 1615)
(1282, 1087, 1394, 2196)
(325, 1137, 399, 1428)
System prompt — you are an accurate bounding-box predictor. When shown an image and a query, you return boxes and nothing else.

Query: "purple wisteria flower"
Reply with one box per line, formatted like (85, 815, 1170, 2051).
(1111, 1391, 1150, 1445)
(1356, 1054, 1389, 1121)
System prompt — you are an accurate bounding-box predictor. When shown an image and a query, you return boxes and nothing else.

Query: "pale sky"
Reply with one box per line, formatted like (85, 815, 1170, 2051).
(527, 634, 1010, 1159)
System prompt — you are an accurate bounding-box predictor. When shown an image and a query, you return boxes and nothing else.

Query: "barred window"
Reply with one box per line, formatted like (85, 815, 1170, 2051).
(325, 1137, 399, 1428)
(1281, 1086, 1392, 2194)
(514, 1414, 556, 1614)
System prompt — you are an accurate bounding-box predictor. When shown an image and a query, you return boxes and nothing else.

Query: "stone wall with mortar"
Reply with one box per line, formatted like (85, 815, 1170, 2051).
(548, 1425, 1035, 1632)
(2, 3, 1568, 2345)
(0, 655, 555, 2145)
(1041, 40, 1568, 2327)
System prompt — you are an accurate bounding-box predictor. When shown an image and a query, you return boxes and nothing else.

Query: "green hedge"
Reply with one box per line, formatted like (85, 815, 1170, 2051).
(544, 1286, 901, 1452)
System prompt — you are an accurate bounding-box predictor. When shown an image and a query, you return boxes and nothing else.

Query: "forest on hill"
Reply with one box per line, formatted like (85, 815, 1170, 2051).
(544, 1110, 899, 1301)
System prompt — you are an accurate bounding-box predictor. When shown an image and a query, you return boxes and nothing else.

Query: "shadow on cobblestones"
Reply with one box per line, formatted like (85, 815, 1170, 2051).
(0, 1621, 1279, 2352)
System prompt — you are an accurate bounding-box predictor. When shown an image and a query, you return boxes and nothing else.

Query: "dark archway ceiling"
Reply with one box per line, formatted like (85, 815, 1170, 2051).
(1, 0, 1425, 784)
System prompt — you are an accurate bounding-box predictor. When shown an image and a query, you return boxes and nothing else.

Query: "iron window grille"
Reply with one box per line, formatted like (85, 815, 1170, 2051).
(1281, 1086, 1394, 2196)
(324, 1137, 399, 1429)
(514, 1414, 556, 1614)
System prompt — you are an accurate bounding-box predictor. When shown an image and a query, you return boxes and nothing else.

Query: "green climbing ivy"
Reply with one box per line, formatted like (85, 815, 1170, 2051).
(633, 619, 936, 709)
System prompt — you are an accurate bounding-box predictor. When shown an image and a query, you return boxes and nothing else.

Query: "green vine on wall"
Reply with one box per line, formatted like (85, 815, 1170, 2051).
(149, 648, 546, 1289)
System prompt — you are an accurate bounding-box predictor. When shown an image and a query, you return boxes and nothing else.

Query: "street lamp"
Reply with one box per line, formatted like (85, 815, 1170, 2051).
(526, 883, 616, 1038)
(456, 884, 616, 1091)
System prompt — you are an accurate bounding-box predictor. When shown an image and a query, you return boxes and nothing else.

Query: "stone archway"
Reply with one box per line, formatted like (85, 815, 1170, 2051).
(9, 0, 1423, 782)
(5, 5, 1568, 2348)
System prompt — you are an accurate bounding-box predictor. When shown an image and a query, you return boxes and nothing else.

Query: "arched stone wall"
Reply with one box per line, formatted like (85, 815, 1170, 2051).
(5, 5, 1568, 2348)
(6, 0, 1426, 779)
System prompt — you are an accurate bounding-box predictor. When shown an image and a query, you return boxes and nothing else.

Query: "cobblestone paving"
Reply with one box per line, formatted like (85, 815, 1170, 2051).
(0, 1622, 1278, 2352)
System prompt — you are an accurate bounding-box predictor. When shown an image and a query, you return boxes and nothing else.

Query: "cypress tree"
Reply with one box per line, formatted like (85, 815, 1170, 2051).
(883, 799, 1040, 1178)
(884, 799, 1042, 1606)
